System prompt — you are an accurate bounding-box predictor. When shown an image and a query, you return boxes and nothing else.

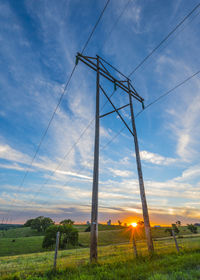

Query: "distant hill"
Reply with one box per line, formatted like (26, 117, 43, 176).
(0, 224, 22, 231)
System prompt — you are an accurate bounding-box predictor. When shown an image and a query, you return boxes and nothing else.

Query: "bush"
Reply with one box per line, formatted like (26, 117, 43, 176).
(187, 224, 198, 234)
(42, 224, 78, 249)
(85, 226, 90, 232)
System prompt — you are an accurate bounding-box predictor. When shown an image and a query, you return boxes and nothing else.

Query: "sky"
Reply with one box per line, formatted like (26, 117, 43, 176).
(0, 0, 200, 226)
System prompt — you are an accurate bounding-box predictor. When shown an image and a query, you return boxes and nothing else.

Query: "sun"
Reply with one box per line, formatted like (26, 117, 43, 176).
(131, 222, 137, 227)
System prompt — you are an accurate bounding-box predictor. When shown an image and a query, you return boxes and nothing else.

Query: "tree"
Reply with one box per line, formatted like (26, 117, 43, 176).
(29, 216, 54, 232)
(31, 217, 43, 232)
(60, 219, 74, 225)
(24, 219, 34, 227)
(176, 221, 181, 227)
(172, 224, 179, 234)
(187, 224, 198, 234)
(165, 224, 179, 236)
(41, 217, 54, 231)
(42, 224, 78, 249)
(118, 220, 122, 226)
(137, 220, 144, 227)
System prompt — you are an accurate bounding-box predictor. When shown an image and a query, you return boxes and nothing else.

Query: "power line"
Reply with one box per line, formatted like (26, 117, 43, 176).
(143, 70, 200, 112)
(129, 9, 200, 77)
(11, 55, 200, 223)
(11, 81, 120, 221)
(8, 2, 200, 222)
(4, 0, 111, 222)
(40, 0, 200, 193)
(17, 68, 200, 222)
(11, 1, 138, 220)
(103, 0, 132, 45)
(128, 2, 200, 77)
(102, 69, 200, 150)
(99, 2, 200, 121)
(81, 0, 110, 54)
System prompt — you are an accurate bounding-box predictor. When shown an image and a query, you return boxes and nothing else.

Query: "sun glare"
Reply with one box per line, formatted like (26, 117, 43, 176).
(131, 222, 137, 227)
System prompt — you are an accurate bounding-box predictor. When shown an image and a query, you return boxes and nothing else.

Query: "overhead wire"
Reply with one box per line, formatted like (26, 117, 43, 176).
(102, 69, 200, 150)
(103, 0, 132, 45)
(81, 0, 110, 54)
(15, 68, 200, 220)
(98, 1, 200, 119)
(128, 2, 200, 77)
(8, 1, 200, 222)
(5, 0, 111, 223)
(43, 2, 200, 220)
(8, 0, 136, 222)
(130, 8, 200, 78)
(12, 82, 120, 222)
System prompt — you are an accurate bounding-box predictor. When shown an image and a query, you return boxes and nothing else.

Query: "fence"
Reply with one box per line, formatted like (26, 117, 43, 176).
(0, 233, 200, 277)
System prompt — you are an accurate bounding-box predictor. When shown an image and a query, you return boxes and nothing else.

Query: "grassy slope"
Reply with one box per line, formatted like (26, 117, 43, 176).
(0, 226, 199, 257)
(0, 240, 200, 279)
(0, 227, 44, 238)
(0, 236, 45, 256)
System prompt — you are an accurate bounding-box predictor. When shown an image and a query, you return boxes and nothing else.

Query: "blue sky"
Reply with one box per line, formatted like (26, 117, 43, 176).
(0, 0, 200, 225)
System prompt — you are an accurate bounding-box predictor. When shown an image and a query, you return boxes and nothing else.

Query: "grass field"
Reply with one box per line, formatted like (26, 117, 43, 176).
(0, 237, 200, 279)
(0, 227, 44, 238)
(0, 226, 200, 257)
(0, 226, 200, 279)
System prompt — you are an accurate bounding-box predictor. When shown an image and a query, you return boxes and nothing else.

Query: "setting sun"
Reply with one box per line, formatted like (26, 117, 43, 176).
(131, 222, 137, 227)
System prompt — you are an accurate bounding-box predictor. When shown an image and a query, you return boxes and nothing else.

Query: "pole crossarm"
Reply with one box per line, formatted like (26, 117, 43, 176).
(76, 53, 144, 104)
(99, 103, 130, 118)
(99, 85, 134, 136)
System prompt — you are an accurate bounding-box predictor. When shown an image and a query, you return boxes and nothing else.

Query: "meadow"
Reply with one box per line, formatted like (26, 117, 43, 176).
(0, 225, 200, 279)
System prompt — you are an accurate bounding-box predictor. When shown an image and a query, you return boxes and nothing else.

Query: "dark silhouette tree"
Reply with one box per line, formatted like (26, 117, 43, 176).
(118, 220, 122, 226)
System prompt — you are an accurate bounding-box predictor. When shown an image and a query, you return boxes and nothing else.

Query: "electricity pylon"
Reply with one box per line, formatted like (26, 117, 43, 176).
(76, 53, 154, 262)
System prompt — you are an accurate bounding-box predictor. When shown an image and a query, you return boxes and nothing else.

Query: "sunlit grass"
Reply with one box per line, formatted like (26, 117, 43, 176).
(0, 236, 200, 279)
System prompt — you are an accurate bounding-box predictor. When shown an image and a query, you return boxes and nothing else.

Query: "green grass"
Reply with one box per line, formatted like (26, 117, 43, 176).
(0, 230, 128, 257)
(151, 226, 200, 239)
(0, 236, 45, 256)
(0, 227, 44, 238)
(0, 226, 200, 279)
(0, 238, 200, 279)
(1, 226, 200, 257)
(74, 224, 125, 232)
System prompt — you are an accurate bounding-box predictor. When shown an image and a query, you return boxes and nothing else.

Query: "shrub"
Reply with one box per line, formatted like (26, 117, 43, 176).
(187, 224, 198, 234)
(42, 224, 78, 249)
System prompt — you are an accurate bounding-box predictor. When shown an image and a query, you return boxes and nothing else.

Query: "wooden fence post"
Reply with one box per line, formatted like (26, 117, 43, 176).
(54, 231, 60, 270)
(171, 228, 180, 253)
(133, 229, 138, 258)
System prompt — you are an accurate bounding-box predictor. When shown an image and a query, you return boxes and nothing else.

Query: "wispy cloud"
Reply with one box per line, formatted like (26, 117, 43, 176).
(0, 143, 31, 165)
(140, 150, 178, 165)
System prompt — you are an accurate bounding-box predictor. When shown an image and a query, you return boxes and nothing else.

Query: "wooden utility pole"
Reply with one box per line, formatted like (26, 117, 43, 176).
(53, 231, 60, 270)
(128, 81, 154, 254)
(76, 53, 153, 260)
(90, 56, 100, 262)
